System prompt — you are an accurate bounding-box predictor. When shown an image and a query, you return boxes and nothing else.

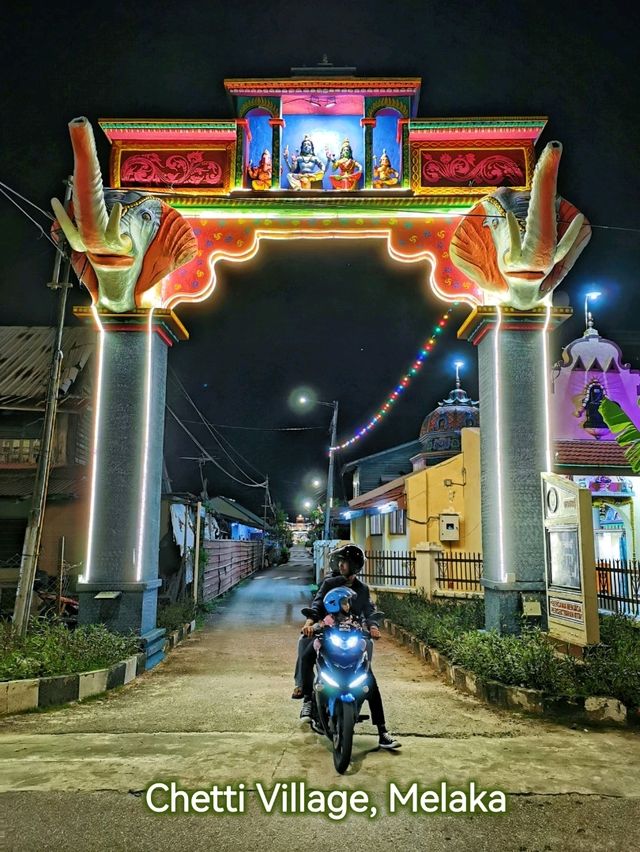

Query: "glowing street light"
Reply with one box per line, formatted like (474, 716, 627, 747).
(294, 389, 339, 541)
(454, 360, 464, 388)
(303, 499, 313, 511)
(584, 291, 601, 330)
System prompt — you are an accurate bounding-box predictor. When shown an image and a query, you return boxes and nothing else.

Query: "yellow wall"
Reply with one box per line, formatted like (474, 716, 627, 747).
(406, 428, 482, 551)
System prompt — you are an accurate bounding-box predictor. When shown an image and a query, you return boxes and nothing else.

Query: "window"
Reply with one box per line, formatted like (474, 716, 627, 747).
(389, 509, 406, 535)
(0, 438, 40, 464)
(369, 513, 382, 535)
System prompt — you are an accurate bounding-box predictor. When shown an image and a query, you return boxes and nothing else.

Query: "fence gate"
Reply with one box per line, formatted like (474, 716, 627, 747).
(596, 558, 640, 617)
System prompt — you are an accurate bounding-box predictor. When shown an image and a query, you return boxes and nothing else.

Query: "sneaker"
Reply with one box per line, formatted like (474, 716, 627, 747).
(378, 732, 401, 749)
(300, 700, 313, 722)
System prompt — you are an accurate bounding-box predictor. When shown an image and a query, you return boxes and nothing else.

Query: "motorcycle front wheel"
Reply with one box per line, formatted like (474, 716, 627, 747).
(332, 700, 356, 774)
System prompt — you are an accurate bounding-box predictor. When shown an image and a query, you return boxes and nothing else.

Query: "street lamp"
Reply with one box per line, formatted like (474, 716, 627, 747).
(454, 360, 464, 388)
(584, 291, 601, 331)
(298, 395, 339, 541)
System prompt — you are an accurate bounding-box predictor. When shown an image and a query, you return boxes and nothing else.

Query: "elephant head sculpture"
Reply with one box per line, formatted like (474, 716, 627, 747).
(450, 142, 591, 311)
(52, 117, 197, 313)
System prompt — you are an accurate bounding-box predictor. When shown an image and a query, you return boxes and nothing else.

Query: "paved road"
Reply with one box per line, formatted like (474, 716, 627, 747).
(1, 546, 639, 851)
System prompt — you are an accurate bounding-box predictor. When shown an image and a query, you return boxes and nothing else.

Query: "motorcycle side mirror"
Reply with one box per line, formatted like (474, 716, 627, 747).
(301, 607, 314, 619)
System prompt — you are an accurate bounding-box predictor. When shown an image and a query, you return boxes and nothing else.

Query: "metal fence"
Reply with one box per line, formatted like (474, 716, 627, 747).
(363, 550, 416, 588)
(596, 558, 640, 618)
(435, 551, 483, 593)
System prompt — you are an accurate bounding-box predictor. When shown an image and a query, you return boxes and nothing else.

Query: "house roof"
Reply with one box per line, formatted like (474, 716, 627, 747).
(206, 496, 269, 530)
(554, 440, 632, 473)
(349, 476, 407, 510)
(0, 327, 94, 411)
(0, 465, 89, 499)
(342, 440, 421, 472)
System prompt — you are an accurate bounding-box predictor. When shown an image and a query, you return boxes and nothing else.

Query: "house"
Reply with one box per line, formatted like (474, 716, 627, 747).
(0, 327, 94, 607)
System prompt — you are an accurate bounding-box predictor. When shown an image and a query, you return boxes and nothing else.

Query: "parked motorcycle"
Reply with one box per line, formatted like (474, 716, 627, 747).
(301, 606, 383, 773)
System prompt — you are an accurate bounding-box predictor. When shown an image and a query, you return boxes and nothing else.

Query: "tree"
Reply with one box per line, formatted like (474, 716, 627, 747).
(599, 399, 640, 473)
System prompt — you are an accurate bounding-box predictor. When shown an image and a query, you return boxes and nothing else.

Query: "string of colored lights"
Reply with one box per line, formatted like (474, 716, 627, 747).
(330, 303, 460, 452)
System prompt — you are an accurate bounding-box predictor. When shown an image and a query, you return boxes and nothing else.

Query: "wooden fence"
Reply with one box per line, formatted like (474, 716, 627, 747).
(202, 540, 262, 602)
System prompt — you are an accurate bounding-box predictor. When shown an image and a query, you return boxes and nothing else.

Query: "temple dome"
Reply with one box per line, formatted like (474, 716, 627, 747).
(418, 382, 479, 464)
(558, 324, 628, 373)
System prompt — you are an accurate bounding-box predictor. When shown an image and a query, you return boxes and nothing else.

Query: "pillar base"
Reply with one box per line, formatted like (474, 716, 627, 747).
(77, 579, 162, 635)
(483, 584, 548, 634)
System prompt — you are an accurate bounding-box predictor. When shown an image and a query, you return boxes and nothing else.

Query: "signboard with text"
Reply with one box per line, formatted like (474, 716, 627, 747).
(541, 473, 599, 646)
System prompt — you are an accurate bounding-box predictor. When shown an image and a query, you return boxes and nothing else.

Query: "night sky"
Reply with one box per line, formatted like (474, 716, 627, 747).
(2, 0, 639, 517)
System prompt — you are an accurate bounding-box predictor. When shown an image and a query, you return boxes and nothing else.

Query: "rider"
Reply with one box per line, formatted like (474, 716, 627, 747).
(299, 544, 401, 750)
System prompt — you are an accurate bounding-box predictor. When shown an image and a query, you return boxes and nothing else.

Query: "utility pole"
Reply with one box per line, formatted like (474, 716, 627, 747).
(261, 475, 269, 569)
(323, 401, 339, 541)
(13, 180, 72, 637)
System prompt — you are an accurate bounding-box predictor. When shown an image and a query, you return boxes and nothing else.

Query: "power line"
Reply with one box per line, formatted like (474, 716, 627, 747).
(166, 404, 267, 489)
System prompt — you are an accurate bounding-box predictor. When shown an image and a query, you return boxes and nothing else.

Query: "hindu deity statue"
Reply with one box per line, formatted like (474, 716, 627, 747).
(283, 135, 325, 190)
(326, 138, 362, 190)
(372, 149, 399, 188)
(247, 149, 272, 190)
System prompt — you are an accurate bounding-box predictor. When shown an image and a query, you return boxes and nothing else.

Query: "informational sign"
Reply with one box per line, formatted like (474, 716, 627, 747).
(541, 473, 599, 646)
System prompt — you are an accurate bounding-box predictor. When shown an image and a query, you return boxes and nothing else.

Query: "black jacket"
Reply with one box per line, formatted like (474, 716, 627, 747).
(310, 575, 376, 626)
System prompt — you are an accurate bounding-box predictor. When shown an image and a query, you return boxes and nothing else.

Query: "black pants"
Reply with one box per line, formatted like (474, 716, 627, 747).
(300, 640, 386, 728)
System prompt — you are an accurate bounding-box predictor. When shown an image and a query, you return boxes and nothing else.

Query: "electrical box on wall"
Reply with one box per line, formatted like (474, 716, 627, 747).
(439, 513, 460, 541)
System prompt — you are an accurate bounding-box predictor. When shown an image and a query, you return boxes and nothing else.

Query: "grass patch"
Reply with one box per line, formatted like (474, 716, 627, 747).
(156, 601, 197, 633)
(377, 592, 640, 708)
(0, 620, 139, 682)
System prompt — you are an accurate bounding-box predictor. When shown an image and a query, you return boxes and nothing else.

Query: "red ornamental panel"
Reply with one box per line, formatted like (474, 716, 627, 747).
(118, 149, 228, 190)
(421, 148, 527, 188)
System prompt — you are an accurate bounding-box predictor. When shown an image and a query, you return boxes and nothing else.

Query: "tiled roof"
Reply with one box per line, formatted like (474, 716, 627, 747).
(0, 465, 89, 499)
(554, 440, 631, 471)
(0, 327, 93, 410)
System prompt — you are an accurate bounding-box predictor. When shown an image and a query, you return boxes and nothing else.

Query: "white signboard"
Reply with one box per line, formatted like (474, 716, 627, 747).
(541, 473, 599, 646)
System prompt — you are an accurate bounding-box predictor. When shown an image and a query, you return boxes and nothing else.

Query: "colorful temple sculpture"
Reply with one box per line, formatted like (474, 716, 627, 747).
(52, 64, 592, 638)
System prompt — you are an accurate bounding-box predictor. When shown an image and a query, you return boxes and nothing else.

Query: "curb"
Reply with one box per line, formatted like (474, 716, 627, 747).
(0, 619, 197, 718)
(384, 619, 634, 728)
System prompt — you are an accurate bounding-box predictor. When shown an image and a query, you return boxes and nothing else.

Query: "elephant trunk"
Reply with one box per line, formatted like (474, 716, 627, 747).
(68, 117, 109, 252)
(522, 141, 562, 267)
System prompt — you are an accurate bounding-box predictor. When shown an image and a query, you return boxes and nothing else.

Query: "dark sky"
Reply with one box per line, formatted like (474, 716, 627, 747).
(2, 0, 639, 516)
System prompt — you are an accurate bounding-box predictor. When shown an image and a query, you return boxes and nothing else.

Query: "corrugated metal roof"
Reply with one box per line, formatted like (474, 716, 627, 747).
(206, 496, 267, 529)
(0, 327, 94, 410)
(0, 465, 89, 499)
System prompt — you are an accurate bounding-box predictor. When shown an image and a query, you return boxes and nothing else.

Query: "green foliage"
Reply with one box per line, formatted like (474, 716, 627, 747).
(271, 504, 293, 548)
(599, 399, 640, 472)
(279, 545, 290, 564)
(377, 593, 640, 707)
(156, 601, 197, 632)
(0, 621, 139, 681)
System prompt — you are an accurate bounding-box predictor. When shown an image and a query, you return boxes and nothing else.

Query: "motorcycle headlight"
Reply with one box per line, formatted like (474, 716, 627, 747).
(345, 635, 359, 649)
(320, 670, 340, 688)
(349, 673, 368, 688)
(329, 633, 343, 649)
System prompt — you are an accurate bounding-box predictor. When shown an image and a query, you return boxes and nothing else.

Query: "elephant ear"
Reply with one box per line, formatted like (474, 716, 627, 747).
(450, 199, 509, 297)
(539, 198, 592, 296)
(134, 203, 198, 305)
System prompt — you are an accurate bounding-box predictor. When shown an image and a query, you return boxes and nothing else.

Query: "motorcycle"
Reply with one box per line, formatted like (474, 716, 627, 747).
(301, 606, 383, 773)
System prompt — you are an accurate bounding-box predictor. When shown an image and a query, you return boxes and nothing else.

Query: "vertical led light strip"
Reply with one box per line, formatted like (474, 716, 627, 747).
(136, 308, 155, 583)
(84, 305, 105, 583)
(541, 301, 553, 472)
(493, 306, 507, 583)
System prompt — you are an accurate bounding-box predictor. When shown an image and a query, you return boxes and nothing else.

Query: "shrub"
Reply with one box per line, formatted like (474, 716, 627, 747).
(0, 621, 139, 681)
(156, 601, 197, 633)
(377, 593, 640, 708)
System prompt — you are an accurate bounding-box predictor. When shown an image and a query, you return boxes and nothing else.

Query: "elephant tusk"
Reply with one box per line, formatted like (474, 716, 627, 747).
(105, 202, 133, 254)
(51, 197, 86, 253)
(554, 213, 585, 265)
(505, 211, 522, 264)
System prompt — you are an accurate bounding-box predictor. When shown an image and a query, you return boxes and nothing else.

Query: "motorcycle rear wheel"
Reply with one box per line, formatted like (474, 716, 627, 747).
(332, 700, 356, 774)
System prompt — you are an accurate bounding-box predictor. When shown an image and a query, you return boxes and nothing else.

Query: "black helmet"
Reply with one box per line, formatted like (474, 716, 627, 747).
(329, 544, 365, 575)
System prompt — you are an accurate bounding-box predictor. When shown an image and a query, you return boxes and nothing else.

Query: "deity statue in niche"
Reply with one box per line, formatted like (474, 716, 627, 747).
(326, 138, 362, 190)
(372, 149, 400, 188)
(283, 135, 325, 190)
(580, 381, 609, 438)
(247, 149, 272, 190)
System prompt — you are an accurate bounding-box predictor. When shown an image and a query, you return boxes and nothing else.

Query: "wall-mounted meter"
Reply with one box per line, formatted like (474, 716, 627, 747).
(439, 513, 460, 541)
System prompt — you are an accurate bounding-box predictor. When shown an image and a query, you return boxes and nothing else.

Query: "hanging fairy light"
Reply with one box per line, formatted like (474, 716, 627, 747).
(330, 303, 460, 451)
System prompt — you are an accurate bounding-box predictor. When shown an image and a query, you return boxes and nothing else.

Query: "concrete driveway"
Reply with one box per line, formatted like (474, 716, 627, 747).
(1, 546, 639, 850)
